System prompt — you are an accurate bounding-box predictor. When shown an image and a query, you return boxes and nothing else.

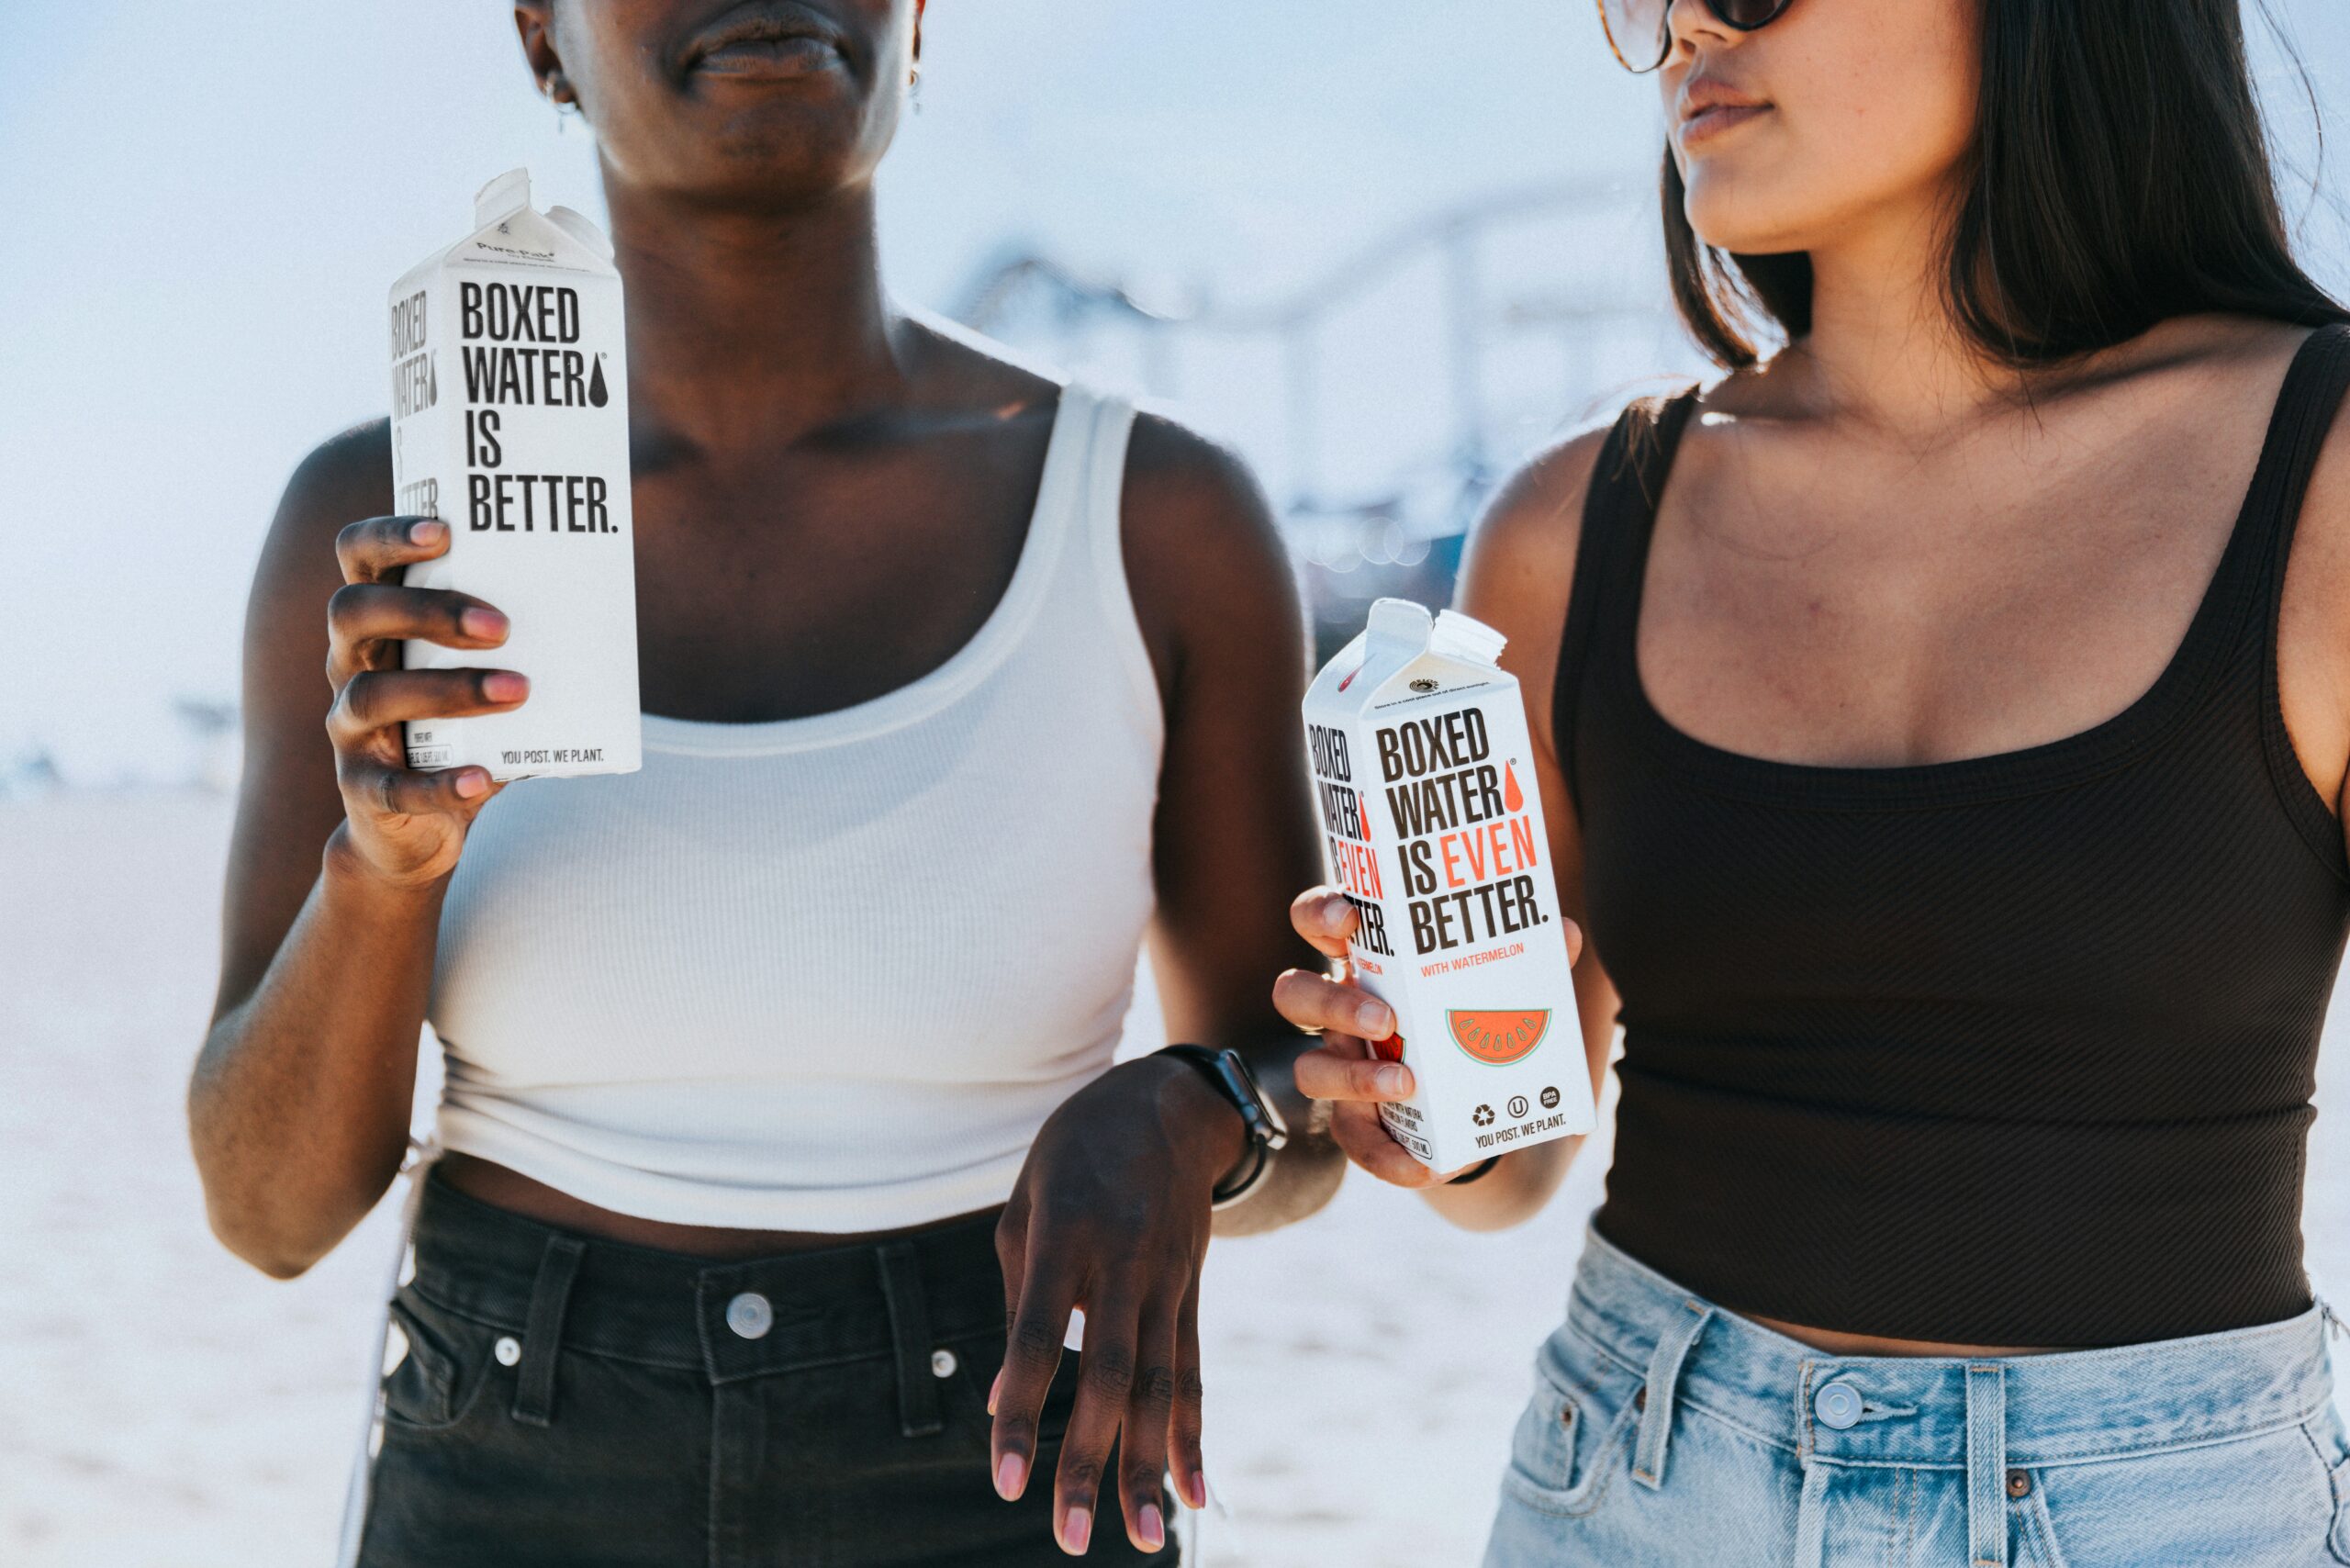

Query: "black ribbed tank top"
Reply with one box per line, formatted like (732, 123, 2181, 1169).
(1559, 327, 2350, 1347)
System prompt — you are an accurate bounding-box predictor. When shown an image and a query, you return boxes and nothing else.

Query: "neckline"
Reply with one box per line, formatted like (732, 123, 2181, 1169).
(1611, 341, 2317, 810)
(642, 385, 1091, 759)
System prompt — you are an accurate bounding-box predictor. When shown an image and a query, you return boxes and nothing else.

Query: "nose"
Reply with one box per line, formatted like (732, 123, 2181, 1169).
(1665, 0, 1742, 58)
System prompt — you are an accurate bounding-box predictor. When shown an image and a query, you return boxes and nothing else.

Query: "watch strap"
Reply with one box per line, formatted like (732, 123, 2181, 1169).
(1158, 1045, 1282, 1207)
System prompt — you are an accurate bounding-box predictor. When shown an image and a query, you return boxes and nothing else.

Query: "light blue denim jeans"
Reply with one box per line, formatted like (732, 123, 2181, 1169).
(1485, 1227, 2350, 1567)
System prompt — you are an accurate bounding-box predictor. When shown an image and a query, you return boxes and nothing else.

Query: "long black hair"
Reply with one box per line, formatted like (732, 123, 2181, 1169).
(1668, 0, 2347, 368)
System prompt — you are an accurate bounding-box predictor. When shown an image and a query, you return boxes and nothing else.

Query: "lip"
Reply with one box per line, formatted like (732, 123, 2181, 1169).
(680, 1, 853, 78)
(1675, 76, 1773, 147)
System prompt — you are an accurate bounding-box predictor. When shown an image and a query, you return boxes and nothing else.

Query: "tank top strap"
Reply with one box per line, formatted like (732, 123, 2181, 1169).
(1554, 386, 1703, 816)
(2254, 324, 2350, 877)
(1058, 385, 1157, 721)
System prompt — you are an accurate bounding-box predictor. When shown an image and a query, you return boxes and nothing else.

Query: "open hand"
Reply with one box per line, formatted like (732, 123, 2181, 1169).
(990, 1055, 1247, 1555)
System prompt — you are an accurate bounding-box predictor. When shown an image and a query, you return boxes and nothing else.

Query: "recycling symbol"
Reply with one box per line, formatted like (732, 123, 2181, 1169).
(1472, 1104, 1495, 1126)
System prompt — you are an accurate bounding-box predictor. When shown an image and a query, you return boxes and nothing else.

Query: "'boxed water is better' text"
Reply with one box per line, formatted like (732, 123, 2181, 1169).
(1303, 599, 1594, 1172)
(388, 168, 641, 782)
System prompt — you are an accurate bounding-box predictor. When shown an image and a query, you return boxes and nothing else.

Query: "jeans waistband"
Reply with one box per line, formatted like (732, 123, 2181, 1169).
(1569, 1225, 2335, 1471)
(404, 1168, 1009, 1383)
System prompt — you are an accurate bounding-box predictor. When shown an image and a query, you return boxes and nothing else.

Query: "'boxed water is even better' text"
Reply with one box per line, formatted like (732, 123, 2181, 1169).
(1303, 599, 1594, 1172)
(388, 168, 641, 782)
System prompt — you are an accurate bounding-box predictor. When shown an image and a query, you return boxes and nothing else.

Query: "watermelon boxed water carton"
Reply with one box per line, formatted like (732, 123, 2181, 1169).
(1302, 599, 1594, 1171)
(388, 168, 641, 782)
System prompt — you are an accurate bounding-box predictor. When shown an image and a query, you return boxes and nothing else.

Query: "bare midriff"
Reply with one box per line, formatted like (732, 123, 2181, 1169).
(435, 1151, 1002, 1260)
(1744, 1310, 2060, 1359)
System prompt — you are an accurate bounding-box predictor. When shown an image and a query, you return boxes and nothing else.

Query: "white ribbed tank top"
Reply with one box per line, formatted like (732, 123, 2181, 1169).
(425, 385, 1162, 1231)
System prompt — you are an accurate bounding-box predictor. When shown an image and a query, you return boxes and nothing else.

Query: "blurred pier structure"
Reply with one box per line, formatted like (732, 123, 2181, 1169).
(955, 176, 1706, 655)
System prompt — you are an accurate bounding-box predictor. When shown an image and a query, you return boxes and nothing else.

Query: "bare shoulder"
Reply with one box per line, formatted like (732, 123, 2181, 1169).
(1118, 410, 1297, 696)
(257, 420, 396, 601)
(1121, 409, 1281, 551)
(284, 418, 395, 527)
(1455, 422, 1617, 742)
(243, 420, 394, 734)
(1460, 422, 1614, 610)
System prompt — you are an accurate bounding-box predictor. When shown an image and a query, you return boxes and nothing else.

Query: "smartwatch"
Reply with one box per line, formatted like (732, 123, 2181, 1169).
(1158, 1045, 1291, 1209)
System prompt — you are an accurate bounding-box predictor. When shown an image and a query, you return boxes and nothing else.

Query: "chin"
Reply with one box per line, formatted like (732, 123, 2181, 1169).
(687, 106, 890, 197)
(1681, 165, 1821, 259)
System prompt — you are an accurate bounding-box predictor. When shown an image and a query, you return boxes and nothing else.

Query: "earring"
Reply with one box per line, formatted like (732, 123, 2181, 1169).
(910, 62, 923, 115)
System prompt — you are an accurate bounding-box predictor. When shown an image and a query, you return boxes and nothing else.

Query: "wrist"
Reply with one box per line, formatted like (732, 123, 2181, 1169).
(321, 825, 451, 909)
(1134, 1053, 1252, 1188)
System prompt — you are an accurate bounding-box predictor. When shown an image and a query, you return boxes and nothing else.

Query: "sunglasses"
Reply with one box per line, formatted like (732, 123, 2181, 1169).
(1596, 0, 1796, 74)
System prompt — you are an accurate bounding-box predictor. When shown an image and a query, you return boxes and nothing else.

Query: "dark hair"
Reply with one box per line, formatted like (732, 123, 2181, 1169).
(1668, 0, 2347, 368)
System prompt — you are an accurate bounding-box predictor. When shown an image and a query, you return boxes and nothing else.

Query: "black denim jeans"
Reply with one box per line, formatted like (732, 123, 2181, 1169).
(357, 1170, 1178, 1567)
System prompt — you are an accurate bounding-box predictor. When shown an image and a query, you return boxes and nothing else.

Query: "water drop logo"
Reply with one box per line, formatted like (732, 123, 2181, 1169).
(1504, 761, 1525, 812)
(588, 356, 610, 408)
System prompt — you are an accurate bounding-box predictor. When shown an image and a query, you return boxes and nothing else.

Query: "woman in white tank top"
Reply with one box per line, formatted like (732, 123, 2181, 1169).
(189, 6, 1339, 1563)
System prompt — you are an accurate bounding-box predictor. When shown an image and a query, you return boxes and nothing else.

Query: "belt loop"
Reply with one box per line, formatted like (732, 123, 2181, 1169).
(510, 1234, 586, 1428)
(1965, 1363, 2008, 1568)
(876, 1241, 944, 1439)
(1630, 1300, 1711, 1491)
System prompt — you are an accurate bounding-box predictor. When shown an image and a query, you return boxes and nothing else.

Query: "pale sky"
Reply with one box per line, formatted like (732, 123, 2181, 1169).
(3, 1, 2345, 782)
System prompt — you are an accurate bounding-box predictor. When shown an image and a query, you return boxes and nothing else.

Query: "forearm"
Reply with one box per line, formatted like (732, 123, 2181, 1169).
(189, 828, 445, 1276)
(1419, 1136, 1579, 1230)
(1212, 1035, 1346, 1238)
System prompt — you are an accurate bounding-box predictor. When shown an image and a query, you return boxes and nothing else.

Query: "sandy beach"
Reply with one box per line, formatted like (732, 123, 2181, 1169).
(5, 791, 2344, 1567)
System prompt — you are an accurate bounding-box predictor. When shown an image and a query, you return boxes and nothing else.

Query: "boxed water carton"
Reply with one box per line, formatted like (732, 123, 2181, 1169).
(1302, 599, 1595, 1171)
(387, 168, 641, 782)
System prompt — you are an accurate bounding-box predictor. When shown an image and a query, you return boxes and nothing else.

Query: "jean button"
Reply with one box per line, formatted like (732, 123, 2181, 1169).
(932, 1349, 958, 1379)
(726, 1291, 775, 1340)
(1813, 1379, 1863, 1430)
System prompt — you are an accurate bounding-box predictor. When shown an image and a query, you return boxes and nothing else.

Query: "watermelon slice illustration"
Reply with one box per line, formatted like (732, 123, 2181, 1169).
(1369, 1030, 1405, 1064)
(1447, 1009, 1551, 1066)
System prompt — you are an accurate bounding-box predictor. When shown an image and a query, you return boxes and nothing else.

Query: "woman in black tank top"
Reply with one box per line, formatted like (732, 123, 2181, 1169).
(1276, 1, 2350, 1562)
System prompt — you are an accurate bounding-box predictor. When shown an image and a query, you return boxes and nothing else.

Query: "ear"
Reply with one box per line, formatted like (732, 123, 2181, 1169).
(513, 3, 572, 106)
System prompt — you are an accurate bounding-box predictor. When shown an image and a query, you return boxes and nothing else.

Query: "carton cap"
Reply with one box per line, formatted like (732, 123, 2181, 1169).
(1360, 599, 1508, 670)
(1365, 598, 1435, 650)
(474, 168, 534, 230)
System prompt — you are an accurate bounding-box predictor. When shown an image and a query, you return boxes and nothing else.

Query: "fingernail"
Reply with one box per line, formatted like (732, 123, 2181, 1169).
(482, 672, 529, 702)
(409, 520, 446, 545)
(1356, 999, 1393, 1036)
(1137, 1503, 1165, 1551)
(453, 769, 490, 800)
(987, 1369, 1002, 1415)
(994, 1451, 1025, 1501)
(1059, 1507, 1091, 1554)
(1188, 1470, 1208, 1509)
(1375, 1064, 1409, 1097)
(461, 608, 508, 641)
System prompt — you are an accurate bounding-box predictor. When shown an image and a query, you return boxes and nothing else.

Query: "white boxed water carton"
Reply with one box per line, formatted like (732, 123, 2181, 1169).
(1302, 599, 1595, 1172)
(387, 168, 641, 782)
